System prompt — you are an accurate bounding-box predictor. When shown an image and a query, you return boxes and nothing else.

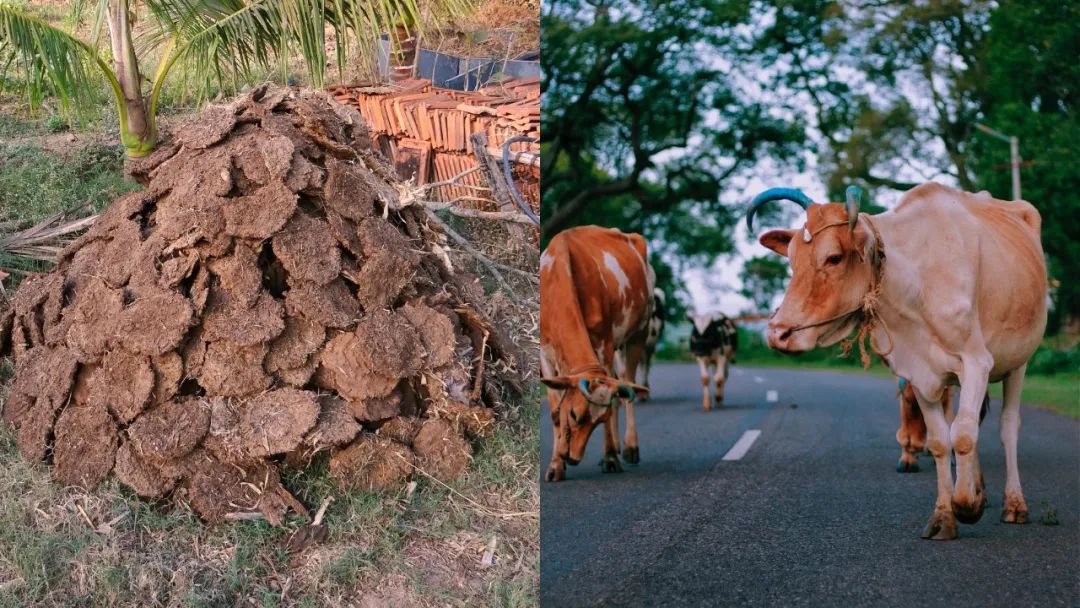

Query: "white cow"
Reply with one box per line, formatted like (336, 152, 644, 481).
(749, 183, 1047, 539)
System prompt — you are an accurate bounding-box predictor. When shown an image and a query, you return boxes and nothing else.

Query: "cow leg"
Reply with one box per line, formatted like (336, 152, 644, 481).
(1000, 365, 1028, 524)
(950, 356, 991, 524)
(545, 390, 567, 482)
(639, 350, 652, 402)
(895, 383, 925, 473)
(713, 355, 728, 407)
(918, 393, 958, 540)
(600, 408, 622, 473)
(698, 357, 712, 411)
(620, 341, 645, 463)
(622, 400, 640, 464)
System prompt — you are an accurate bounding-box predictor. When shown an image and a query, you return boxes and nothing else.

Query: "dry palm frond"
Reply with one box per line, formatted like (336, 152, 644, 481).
(0, 205, 98, 274)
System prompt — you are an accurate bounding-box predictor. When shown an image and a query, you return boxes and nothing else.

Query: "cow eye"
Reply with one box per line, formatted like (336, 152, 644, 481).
(825, 254, 843, 266)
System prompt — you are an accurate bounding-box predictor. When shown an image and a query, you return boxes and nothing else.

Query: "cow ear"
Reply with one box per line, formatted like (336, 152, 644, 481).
(541, 376, 576, 390)
(850, 220, 872, 260)
(760, 229, 795, 257)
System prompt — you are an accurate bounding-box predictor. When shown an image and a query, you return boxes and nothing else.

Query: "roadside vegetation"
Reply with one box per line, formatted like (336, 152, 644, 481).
(657, 326, 1079, 419)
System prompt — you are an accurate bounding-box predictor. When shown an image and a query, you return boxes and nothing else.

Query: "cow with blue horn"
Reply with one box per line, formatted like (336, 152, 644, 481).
(687, 312, 738, 411)
(747, 183, 1047, 539)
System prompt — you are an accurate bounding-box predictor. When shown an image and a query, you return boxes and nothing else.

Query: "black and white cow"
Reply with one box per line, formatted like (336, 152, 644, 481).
(687, 313, 738, 411)
(639, 288, 666, 399)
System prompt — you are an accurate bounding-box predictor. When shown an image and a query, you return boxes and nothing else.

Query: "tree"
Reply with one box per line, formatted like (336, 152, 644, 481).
(753, 0, 1079, 329)
(739, 254, 788, 313)
(751, 0, 992, 201)
(542, 0, 804, 300)
(0, 0, 471, 157)
(972, 0, 1080, 332)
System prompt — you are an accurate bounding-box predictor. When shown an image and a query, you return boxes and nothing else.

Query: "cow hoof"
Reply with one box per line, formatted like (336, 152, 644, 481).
(921, 511, 958, 540)
(599, 456, 622, 474)
(544, 465, 565, 482)
(622, 446, 640, 464)
(1001, 507, 1028, 524)
(896, 458, 919, 473)
(953, 488, 987, 524)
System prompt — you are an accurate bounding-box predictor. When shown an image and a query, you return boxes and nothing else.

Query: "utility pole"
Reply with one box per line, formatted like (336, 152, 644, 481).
(975, 123, 1021, 200)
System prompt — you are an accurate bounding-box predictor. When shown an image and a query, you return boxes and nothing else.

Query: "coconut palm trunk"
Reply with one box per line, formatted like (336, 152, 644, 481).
(106, 0, 155, 156)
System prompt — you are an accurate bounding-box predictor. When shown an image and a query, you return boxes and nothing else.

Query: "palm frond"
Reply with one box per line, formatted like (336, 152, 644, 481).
(141, 0, 475, 104)
(0, 205, 98, 274)
(65, 0, 110, 50)
(0, 3, 110, 119)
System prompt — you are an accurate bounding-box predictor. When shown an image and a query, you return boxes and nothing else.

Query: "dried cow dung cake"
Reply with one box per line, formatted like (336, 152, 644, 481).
(0, 85, 520, 523)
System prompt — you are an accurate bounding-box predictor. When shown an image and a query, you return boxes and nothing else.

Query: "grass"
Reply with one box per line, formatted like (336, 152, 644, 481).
(0, 142, 139, 221)
(989, 374, 1079, 419)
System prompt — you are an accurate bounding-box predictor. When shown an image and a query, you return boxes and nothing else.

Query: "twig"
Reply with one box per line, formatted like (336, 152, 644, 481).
(424, 212, 511, 291)
(224, 512, 265, 521)
(420, 200, 537, 225)
(391, 451, 537, 520)
(312, 497, 333, 526)
(419, 165, 482, 192)
(75, 503, 95, 529)
(470, 330, 489, 402)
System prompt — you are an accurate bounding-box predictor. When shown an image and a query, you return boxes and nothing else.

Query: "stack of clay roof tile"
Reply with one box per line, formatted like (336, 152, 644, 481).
(328, 78, 539, 210)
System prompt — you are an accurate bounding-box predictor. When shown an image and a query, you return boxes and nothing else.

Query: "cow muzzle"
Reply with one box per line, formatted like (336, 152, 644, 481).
(766, 321, 801, 352)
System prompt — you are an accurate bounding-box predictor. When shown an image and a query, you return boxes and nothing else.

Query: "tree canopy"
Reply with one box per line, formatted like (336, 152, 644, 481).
(739, 254, 789, 313)
(541, 0, 805, 309)
(542, 0, 1079, 329)
(751, 0, 1078, 327)
(971, 0, 1080, 331)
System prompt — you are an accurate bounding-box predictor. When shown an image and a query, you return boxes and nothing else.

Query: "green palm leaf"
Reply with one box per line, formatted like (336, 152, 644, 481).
(0, 3, 116, 120)
(143, 0, 473, 102)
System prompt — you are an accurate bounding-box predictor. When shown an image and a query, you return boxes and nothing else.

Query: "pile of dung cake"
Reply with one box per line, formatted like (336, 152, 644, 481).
(0, 85, 518, 524)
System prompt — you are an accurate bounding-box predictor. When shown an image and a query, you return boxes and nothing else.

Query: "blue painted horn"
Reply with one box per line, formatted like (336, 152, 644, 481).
(746, 188, 814, 232)
(845, 185, 862, 230)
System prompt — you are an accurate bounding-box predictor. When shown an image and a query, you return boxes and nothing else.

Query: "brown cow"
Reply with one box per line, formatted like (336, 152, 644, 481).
(895, 377, 952, 472)
(748, 183, 1047, 539)
(896, 378, 987, 474)
(540, 226, 653, 482)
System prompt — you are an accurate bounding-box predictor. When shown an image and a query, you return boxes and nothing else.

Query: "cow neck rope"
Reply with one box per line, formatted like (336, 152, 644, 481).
(840, 214, 893, 367)
(785, 214, 894, 367)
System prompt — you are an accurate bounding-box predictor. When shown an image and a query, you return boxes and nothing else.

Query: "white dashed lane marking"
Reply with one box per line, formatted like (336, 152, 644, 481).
(753, 376, 764, 383)
(766, 390, 778, 403)
(722, 430, 762, 461)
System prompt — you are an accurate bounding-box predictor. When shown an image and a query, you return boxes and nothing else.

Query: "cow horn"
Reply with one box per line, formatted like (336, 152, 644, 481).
(577, 378, 615, 407)
(746, 188, 814, 232)
(845, 185, 862, 230)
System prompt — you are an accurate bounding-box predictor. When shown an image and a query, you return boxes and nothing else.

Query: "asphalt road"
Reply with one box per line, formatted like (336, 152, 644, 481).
(540, 364, 1080, 607)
